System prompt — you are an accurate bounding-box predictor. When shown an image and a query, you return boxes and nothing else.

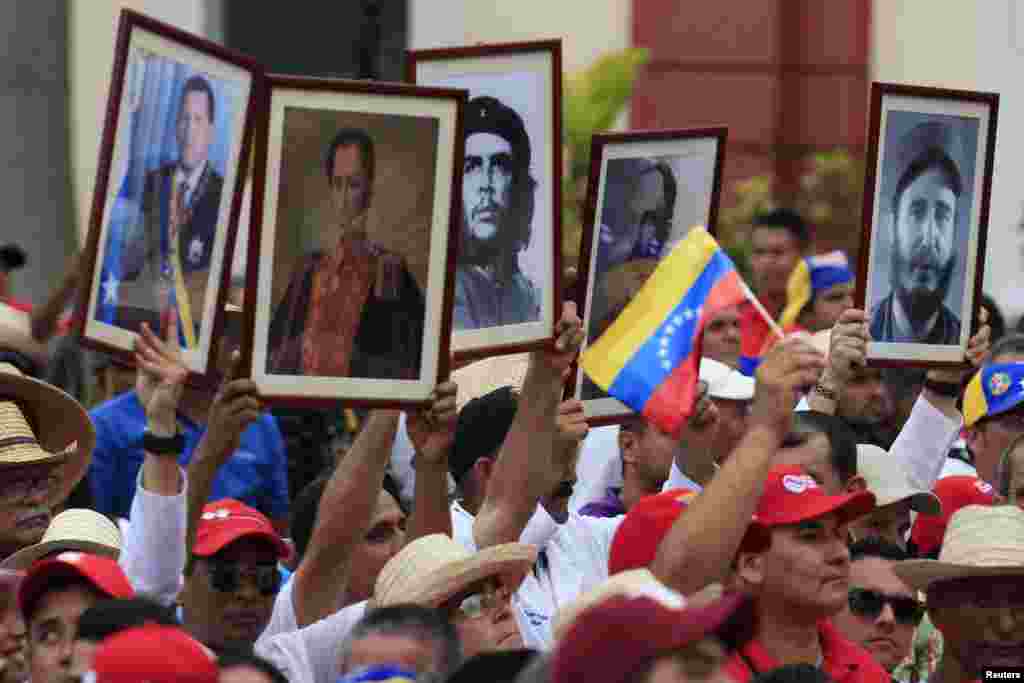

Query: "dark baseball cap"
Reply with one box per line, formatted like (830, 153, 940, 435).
(465, 96, 531, 170)
(450, 386, 519, 482)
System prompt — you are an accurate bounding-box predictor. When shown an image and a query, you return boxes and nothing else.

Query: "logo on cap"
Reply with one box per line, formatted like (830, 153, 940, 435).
(975, 480, 993, 494)
(782, 474, 818, 494)
(990, 372, 1011, 397)
(201, 509, 232, 521)
(56, 551, 84, 564)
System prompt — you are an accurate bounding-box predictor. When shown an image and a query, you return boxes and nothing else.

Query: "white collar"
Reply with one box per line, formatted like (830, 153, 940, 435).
(175, 160, 208, 193)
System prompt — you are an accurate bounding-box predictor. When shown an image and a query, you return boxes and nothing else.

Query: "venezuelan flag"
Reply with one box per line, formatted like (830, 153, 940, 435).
(779, 251, 853, 329)
(582, 227, 747, 436)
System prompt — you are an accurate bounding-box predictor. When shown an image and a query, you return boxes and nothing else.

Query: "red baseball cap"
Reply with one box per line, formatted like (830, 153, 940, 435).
(18, 552, 134, 619)
(552, 592, 754, 683)
(193, 499, 289, 560)
(753, 464, 875, 528)
(609, 488, 771, 575)
(88, 624, 218, 683)
(910, 475, 995, 557)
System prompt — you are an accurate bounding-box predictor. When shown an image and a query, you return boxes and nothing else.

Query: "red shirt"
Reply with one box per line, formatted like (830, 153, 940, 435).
(724, 620, 889, 683)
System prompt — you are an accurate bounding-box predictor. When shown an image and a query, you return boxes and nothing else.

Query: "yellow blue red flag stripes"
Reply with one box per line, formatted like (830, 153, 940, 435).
(581, 227, 747, 436)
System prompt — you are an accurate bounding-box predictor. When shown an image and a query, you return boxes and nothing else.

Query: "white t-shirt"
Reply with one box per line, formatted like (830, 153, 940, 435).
(255, 590, 367, 683)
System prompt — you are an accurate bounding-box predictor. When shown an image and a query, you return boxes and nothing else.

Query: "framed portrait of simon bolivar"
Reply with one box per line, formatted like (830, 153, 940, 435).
(76, 10, 259, 380)
(244, 75, 466, 406)
(406, 40, 562, 361)
(570, 127, 728, 424)
(855, 82, 999, 367)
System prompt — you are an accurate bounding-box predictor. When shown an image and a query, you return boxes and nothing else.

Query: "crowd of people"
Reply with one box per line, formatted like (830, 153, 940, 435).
(1, 203, 1023, 683)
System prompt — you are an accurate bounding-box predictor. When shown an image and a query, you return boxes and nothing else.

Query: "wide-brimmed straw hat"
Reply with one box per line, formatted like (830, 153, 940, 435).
(1, 508, 121, 570)
(552, 569, 686, 643)
(0, 363, 94, 506)
(895, 505, 1024, 591)
(374, 534, 536, 609)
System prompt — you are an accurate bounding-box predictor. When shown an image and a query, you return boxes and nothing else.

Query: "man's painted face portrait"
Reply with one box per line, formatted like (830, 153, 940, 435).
(329, 144, 370, 225)
(463, 132, 514, 242)
(177, 90, 214, 172)
(892, 166, 958, 312)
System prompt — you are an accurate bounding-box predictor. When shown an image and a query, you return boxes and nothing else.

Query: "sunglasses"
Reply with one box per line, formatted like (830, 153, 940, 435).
(848, 588, 924, 625)
(0, 470, 61, 506)
(205, 561, 281, 596)
(928, 576, 1024, 609)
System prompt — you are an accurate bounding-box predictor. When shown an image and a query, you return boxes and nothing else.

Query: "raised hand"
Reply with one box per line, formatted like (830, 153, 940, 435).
(928, 307, 991, 384)
(555, 398, 589, 447)
(406, 381, 459, 467)
(134, 316, 188, 436)
(531, 302, 585, 381)
(202, 352, 263, 460)
(828, 308, 870, 386)
(751, 338, 827, 438)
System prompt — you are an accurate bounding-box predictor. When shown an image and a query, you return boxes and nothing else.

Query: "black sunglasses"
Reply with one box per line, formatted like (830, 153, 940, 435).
(848, 588, 924, 625)
(206, 561, 281, 596)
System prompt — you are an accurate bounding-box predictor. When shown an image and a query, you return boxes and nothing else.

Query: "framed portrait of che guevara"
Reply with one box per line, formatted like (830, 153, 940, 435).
(856, 82, 999, 367)
(76, 9, 260, 381)
(406, 39, 562, 361)
(570, 128, 728, 424)
(244, 75, 466, 406)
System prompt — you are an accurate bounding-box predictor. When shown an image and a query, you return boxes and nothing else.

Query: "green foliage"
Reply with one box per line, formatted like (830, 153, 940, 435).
(561, 48, 651, 276)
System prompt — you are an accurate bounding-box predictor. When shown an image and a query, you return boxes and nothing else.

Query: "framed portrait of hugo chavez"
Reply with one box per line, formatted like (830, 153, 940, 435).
(570, 127, 728, 424)
(76, 9, 259, 381)
(406, 39, 562, 361)
(856, 82, 999, 367)
(244, 75, 466, 407)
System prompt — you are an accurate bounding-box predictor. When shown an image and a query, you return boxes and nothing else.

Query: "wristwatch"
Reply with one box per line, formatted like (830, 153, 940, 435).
(142, 429, 185, 455)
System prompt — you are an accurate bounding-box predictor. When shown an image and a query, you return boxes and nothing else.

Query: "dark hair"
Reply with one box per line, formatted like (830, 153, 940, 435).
(752, 664, 834, 683)
(23, 576, 106, 622)
(342, 605, 462, 678)
(180, 75, 215, 122)
(447, 650, 538, 683)
(891, 148, 962, 220)
(324, 128, 376, 186)
(980, 294, 1006, 345)
(790, 411, 859, 484)
(848, 536, 909, 563)
(989, 332, 1024, 363)
(76, 598, 178, 643)
(290, 471, 406, 564)
(752, 208, 810, 248)
(217, 647, 289, 683)
(638, 162, 678, 245)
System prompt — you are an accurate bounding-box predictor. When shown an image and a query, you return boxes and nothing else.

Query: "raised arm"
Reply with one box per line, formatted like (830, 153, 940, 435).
(119, 318, 189, 604)
(29, 252, 80, 342)
(473, 303, 583, 549)
(651, 339, 825, 595)
(289, 409, 399, 627)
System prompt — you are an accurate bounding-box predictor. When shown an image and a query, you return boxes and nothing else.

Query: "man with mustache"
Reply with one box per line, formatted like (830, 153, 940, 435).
(453, 96, 540, 330)
(871, 121, 965, 345)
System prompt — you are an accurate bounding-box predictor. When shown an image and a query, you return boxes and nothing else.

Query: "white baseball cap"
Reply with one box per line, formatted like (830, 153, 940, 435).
(699, 358, 754, 401)
(856, 444, 942, 515)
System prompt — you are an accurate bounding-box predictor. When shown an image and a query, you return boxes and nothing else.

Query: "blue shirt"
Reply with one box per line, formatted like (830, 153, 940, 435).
(88, 392, 290, 521)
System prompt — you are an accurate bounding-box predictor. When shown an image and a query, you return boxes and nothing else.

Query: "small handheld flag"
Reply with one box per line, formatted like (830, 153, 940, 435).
(580, 227, 747, 436)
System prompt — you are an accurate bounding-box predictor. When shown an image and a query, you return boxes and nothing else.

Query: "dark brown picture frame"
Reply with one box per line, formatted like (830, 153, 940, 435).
(243, 74, 467, 408)
(74, 9, 261, 387)
(855, 82, 999, 368)
(406, 39, 563, 362)
(568, 127, 728, 426)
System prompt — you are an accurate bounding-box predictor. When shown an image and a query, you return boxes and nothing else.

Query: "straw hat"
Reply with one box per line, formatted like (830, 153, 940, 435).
(1, 508, 121, 570)
(895, 505, 1024, 591)
(451, 353, 530, 411)
(0, 363, 94, 506)
(374, 534, 536, 609)
(551, 569, 686, 643)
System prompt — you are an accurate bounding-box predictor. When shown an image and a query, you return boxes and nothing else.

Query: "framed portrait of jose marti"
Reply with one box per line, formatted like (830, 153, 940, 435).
(244, 75, 466, 406)
(76, 9, 260, 380)
(406, 39, 562, 361)
(856, 82, 999, 367)
(569, 127, 728, 424)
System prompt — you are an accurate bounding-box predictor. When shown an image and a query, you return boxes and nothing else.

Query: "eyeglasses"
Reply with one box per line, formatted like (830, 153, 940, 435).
(204, 560, 281, 596)
(448, 580, 510, 620)
(848, 588, 924, 625)
(0, 469, 61, 506)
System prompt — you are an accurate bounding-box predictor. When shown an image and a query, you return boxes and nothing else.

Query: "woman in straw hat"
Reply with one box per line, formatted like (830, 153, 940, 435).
(894, 505, 1024, 681)
(0, 360, 94, 561)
